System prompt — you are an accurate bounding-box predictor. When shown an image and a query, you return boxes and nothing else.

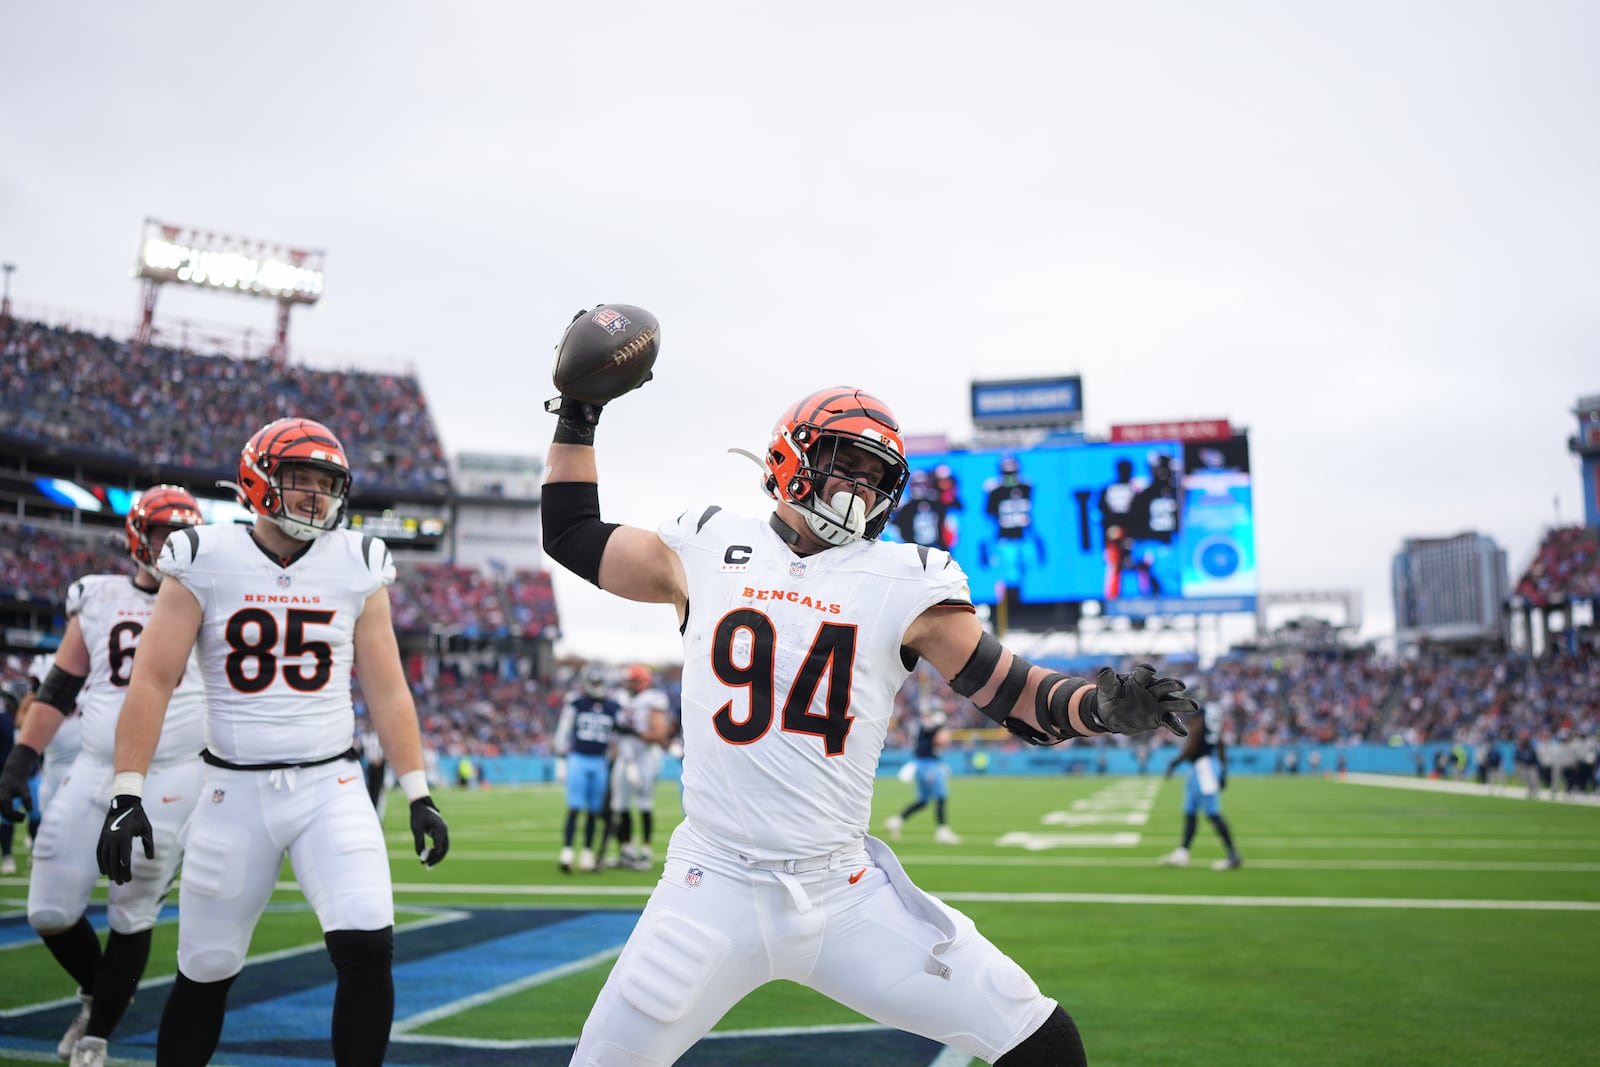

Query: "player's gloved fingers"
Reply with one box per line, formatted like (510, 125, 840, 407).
(1160, 710, 1190, 737)
(141, 829, 156, 860)
(1160, 696, 1200, 716)
(1147, 677, 1187, 699)
(1128, 663, 1157, 688)
(1094, 666, 1121, 699)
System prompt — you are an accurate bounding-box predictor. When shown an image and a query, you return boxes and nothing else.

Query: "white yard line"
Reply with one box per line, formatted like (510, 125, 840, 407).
(1335, 772, 1600, 805)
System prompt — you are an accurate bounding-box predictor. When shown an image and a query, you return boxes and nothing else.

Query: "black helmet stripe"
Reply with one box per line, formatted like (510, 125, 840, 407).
(799, 389, 900, 434)
(797, 388, 857, 427)
(261, 420, 343, 462)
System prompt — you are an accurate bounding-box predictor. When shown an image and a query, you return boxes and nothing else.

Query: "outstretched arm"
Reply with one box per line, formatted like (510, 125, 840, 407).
(544, 441, 687, 609)
(904, 608, 1196, 744)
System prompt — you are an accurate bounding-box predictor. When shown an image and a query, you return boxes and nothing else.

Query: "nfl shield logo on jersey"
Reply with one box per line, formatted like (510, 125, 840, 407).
(277, 573, 292, 589)
(684, 867, 703, 887)
(212, 789, 226, 804)
(789, 560, 807, 578)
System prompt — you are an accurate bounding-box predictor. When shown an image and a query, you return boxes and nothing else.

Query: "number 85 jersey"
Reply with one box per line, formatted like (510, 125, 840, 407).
(158, 524, 394, 765)
(661, 505, 973, 861)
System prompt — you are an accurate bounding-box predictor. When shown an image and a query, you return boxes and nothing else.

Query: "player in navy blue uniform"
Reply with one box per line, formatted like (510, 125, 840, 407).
(1159, 702, 1243, 870)
(554, 664, 624, 873)
(885, 706, 961, 844)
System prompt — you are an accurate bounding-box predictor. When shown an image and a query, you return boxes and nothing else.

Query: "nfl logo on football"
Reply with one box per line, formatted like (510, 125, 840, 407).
(592, 308, 631, 335)
(684, 867, 703, 887)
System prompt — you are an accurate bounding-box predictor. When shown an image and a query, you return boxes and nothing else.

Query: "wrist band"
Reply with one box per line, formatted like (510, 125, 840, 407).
(112, 771, 146, 798)
(399, 769, 430, 802)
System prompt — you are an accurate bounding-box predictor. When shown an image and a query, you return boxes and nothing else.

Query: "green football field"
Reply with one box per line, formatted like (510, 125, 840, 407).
(3, 772, 1597, 1066)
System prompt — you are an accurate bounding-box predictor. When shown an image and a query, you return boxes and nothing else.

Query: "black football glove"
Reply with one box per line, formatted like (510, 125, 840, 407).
(97, 794, 154, 885)
(545, 395, 606, 445)
(0, 744, 40, 823)
(1079, 664, 1196, 737)
(410, 796, 449, 868)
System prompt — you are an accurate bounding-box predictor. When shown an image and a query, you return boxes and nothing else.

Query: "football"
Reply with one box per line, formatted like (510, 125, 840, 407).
(551, 304, 660, 406)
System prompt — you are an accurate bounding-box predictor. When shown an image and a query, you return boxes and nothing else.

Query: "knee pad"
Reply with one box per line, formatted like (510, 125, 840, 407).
(185, 948, 246, 984)
(28, 905, 78, 936)
(106, 899, 160, 936)
(325, 927, 393, 975)
(996, 1005, 1086, 1067)
(617, 910, 730, 1024)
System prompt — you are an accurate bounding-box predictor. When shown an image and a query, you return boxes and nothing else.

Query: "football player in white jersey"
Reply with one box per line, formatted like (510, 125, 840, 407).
(543, 381, 1198, 1066)
(610, 664, 673, 870)
(0, 486, 208, 1066)
(95, 418, 449, 1067)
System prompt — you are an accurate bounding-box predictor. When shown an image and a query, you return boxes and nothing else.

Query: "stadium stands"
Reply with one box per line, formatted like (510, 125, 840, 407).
(0, 320, 450, 494)
(1515, 525, 1600, 606)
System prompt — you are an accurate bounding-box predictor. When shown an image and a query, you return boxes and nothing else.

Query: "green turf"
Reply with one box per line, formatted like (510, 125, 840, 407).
(3, 774, 1597, 1065)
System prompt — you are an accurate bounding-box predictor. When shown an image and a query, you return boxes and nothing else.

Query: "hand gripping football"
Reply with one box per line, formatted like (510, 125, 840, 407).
(551, 304, 660, 406)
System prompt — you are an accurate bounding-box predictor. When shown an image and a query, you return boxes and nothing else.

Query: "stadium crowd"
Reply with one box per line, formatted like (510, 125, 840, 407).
(1515, 525, 1600, 606)
(0, 522, 126, 604)
(0, 320, 450, 494)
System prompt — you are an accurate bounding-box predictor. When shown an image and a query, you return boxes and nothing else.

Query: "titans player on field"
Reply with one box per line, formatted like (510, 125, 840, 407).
(1160, 700, 1244, 870)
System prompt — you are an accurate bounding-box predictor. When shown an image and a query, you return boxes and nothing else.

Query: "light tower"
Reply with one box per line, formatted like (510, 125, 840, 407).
(132, 218, 324, 365)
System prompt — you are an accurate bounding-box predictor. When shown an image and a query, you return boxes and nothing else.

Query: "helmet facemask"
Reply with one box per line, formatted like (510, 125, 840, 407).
(260, 460, 351, 542)
(781, 429, 909, 546)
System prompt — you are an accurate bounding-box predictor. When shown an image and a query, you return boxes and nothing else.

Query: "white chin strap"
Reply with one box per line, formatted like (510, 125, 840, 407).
(805, 491, 868, 546)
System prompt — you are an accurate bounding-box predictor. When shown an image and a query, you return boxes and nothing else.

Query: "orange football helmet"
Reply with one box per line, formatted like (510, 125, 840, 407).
(235, 417, 351, 542)
(625, 664, 653, 691)
(762, 387, 909, 545)
(126, 484, 205, 577)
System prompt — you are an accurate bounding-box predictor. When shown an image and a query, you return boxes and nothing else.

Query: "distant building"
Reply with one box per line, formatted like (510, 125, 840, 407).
(1391, 532, 1509, 651)
(1570, 392, 1600, 529)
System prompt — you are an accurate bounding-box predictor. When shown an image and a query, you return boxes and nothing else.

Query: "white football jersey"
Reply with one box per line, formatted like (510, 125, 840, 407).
(660, 506, 972, 859)
(617, 687, 670, 764)
(159, 524, 394, 764)
(65, 574, 205, 765)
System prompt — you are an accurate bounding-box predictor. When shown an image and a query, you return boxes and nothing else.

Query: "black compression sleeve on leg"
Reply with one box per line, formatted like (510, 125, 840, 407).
(40, 916, 102, 992)
(541, 482, 620, 588)
(158, 971, 236, 1067)
(326, 928, 394, 1067)
(996, 1004, 1086, 1067)
(87, 928, 152, 1038)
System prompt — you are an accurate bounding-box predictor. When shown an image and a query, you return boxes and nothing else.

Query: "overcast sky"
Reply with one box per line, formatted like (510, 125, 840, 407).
(5, 2, 1596, 664)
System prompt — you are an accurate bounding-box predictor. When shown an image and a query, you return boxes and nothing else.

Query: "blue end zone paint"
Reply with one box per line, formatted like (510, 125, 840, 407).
(0, 903, 179, 949)
(122, 911, 642, 1044)
(0, 905, 954, 1066)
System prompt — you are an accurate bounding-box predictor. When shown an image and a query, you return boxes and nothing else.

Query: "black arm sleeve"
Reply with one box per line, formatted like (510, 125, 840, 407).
(541, 482, 620, 588)
(36, 666, 86, 712)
